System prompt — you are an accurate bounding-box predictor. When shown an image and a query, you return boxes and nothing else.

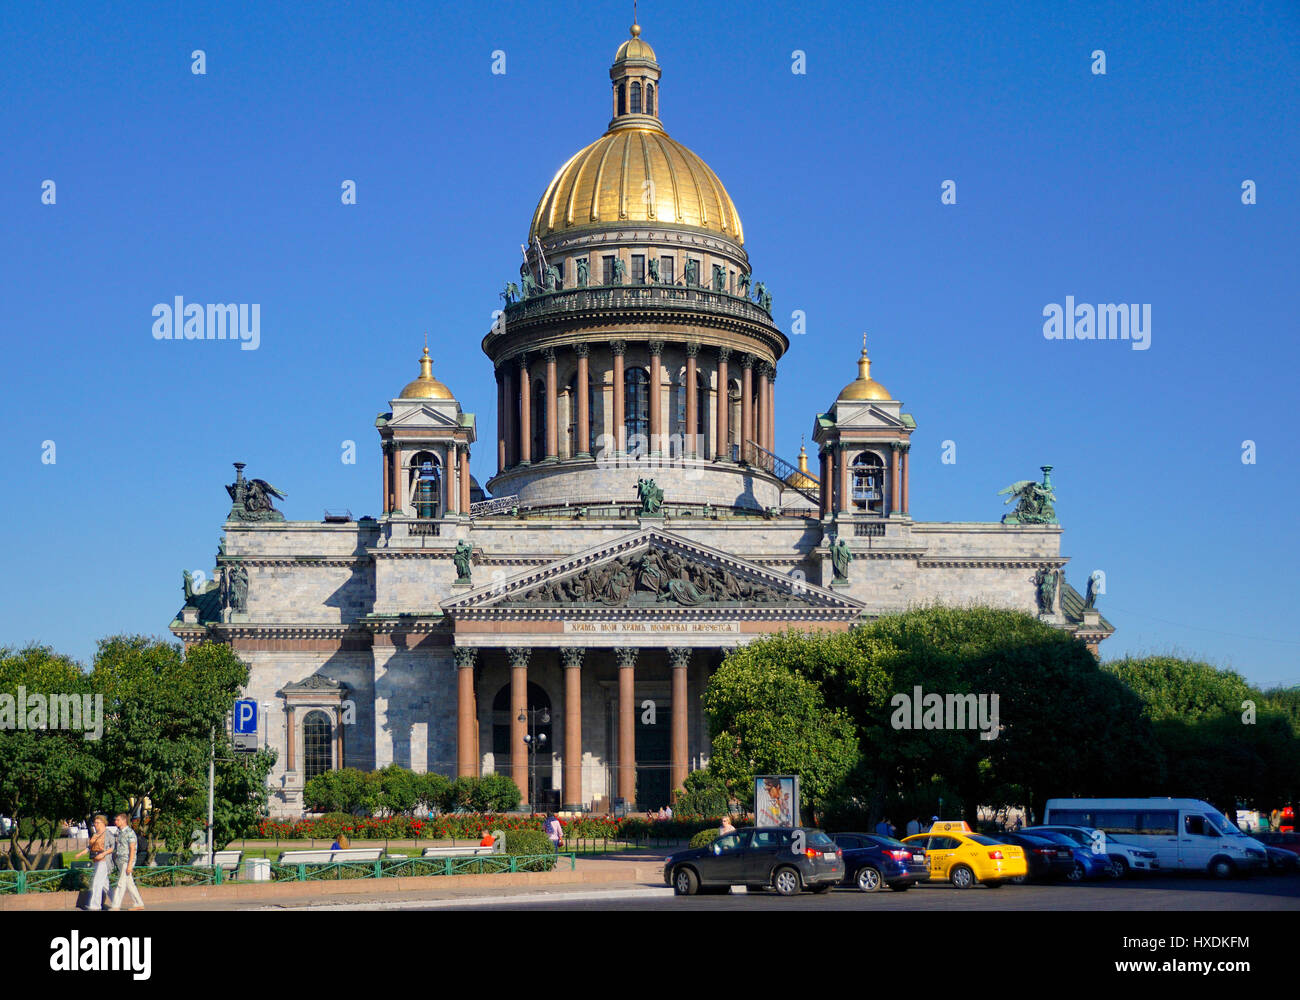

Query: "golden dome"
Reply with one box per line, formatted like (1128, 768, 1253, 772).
(398, 346, 454, 400)
(785, 443, 819, 488)
(529, 128, 743, 244)
(614, 24, 657, 63)
(838, 345, 892, 401)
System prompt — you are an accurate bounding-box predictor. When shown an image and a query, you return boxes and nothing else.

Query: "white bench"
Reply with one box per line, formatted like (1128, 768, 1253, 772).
(276, 847, 383, 865)
(420, 845, 500, 858)
(154, 850, 243, 873)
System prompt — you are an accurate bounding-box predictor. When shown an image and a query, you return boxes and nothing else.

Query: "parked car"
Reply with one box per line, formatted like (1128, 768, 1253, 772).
(988, 832, 1077, 883)
(663, 826, 844, 897)
(1023, 825, 1159, 879)
(901, 830, 1028, 888)
(1024, 829, 1114, 881)
(1264, 845, 1299, 874)
(831, 832, 929, 892)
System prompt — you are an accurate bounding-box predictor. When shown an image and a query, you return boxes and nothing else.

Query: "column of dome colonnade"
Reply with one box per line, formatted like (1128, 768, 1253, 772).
(490, 341, 780, 472)
(452, 644, 702, 810)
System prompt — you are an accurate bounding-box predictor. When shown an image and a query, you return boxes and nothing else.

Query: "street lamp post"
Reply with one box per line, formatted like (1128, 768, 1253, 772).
(518, 706, 550, 811)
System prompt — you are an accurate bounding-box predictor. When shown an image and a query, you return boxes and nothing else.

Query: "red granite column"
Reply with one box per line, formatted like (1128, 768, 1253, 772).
(460, 446, 471, 514)
(820, 448, 833, 518)
(575, 344, 591, 458)
(611, 341, 626, 455)
(768, 368, 777, 457)
(756, 363, 770, 455)
(496, 368, 506, 473)
(741, 355, 754, 462)
(891, 442, 902, 514)
(685, 343, 699, 457)
(456, 649, 477, 777)
(443, 445, 455, 515)
(715, 347, 730, 459)
(518, 359, 532, 465)
(544, 346, 558, 460)
(901, 443, 910, 514)
(562, 647, 584, 809)
(648, 341, 664, 456)
(502, 365, 516, 468)
(508, 647, 530, 799)
(617, 648, 637, 806)
(382, 442, 391, 514)
(669, 648, 689, 795)
(839, 446, 852, 514)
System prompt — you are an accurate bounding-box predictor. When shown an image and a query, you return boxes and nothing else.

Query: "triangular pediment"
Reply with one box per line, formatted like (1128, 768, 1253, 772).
(443, 527, 862, 616)
(387, 402, 462, 430)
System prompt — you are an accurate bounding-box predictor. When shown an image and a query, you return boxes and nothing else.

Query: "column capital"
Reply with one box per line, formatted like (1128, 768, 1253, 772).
(541, 345, 556, 362)
(767, 364, 777, 382)
(898, 441, 911, 453)
(647, 339, 664, 356)
(666, 647, 692, 669)
(890, 440, 904, 453)
(453, 647, 477, 669)
(506, 647, 532, 669)
(741, 352, 756, 370)
(517, 352, 531, 371)
(614, 647, 638, 669)
(685, 341, 700, 358)
(759, 361, 775, 380)
(560, 647, 586, 669)
(717, 346, 732, 363)
(610, 339, 627, 356)
(574, 342, 590, 358)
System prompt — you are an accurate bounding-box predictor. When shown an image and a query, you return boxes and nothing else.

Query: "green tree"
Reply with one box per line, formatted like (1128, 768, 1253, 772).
(374, 764, 420, 815)
(703, 647, 859, 818)
(0, 645, 102, 870)
(91, 636, 252, 858)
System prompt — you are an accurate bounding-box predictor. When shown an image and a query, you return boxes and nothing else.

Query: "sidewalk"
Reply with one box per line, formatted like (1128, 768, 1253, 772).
(0, 852, 669, 912)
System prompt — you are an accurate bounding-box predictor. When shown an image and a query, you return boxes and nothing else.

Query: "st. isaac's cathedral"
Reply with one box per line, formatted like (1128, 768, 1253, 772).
(172, 25, 1113, 815)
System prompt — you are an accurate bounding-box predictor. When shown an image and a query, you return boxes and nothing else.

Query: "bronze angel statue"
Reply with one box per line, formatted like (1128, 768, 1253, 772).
(226, 463, 287, 522)
(998, 466, 1057, 524)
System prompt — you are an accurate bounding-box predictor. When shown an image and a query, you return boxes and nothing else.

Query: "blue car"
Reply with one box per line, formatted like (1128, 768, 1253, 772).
(1027, 829, 1113, 881)
(832, 832, 930, 892)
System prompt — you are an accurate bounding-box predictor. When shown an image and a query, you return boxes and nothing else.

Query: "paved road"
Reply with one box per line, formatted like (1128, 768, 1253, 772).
(403, 873, 1300, 911)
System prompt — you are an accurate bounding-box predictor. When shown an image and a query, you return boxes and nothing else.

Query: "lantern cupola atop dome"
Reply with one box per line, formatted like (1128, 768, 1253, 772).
(609, 23, 661, 131)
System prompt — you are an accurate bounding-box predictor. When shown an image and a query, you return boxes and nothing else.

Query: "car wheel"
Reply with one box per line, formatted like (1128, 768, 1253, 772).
(773, 867, 802, 897)
(673, 867, 699, 896)
(855, 866, 884, 892)
(949, 865, 975, 890)
(810, 883, 833, 894)
(1106, 856, 1129, 880)
(1209, 856, 1235, 880)
(1066, 862, 1085, 882)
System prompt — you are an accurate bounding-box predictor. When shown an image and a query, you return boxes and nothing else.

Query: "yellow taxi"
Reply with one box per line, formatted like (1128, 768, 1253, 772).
(902, 823, 1028, 889)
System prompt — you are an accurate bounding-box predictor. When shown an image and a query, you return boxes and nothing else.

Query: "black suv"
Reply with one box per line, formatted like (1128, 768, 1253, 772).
(664, 827, 844, 896)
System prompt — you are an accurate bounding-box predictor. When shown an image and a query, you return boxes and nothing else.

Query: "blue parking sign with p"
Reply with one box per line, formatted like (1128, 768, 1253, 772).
(234, 699, 258, 735)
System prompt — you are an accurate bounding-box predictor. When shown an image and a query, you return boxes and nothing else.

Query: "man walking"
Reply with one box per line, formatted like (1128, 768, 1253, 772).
(108, 813, 144, 911)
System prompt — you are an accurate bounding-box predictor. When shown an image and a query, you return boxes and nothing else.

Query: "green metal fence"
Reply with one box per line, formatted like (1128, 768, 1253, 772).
(0, 854, 575, 895)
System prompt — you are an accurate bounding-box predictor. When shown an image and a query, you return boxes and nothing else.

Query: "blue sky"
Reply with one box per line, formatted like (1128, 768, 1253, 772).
(2, 0, 1297, 685)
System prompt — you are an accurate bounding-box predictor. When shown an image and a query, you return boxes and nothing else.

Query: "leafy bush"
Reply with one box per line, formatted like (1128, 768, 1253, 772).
(675, 770, 732, 819)
(505, 829, 556, 870)
(374, 764, 420, 816)
(417, 772, 454, 813)
(478, 775, 522, 812)
(689, 828, 720, 849)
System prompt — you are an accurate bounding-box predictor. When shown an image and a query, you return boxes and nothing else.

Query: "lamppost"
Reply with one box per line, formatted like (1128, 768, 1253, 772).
(519, 707, 550, 811)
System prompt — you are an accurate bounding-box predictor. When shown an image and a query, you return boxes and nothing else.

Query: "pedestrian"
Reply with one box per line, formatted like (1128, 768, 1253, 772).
(875, 816, 894, 838)
(905, 815, 922, 837)
(73, 814, 114, 911)
(719, 815, 736, 836)
(664, 804, 673, 820)
(479, 831, 496, 848)
(544, 813, 563, 853)
(330, 833, 351, 851)
(107, 813, 144, 911)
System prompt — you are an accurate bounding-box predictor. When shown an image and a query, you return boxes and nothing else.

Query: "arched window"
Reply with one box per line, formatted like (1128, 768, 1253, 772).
(630, 81, 642, 114)
(531, 379, 547, 460)
(727, 379, 742, 456)
(407, 450, 440, 518)
(851, 451, 885, 514)
(302, 710, 334, 781)
(672, 368, 707, 456)
(491, 681, 555, 809)
(568, 373, 600, 456)
(625, 367, 649, 456)
(617, 83, 626, 116)
(645, 83, 655, 116)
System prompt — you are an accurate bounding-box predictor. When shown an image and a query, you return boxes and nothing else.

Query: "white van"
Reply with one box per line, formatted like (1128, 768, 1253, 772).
(1043, 798, 1268, 878)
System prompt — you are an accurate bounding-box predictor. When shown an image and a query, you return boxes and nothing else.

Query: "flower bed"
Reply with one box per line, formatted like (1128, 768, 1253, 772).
(254, 812, 738, 842)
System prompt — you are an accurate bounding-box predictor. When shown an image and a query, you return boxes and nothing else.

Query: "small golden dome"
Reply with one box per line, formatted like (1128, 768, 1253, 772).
(838, 345, 892, 401)
(785, 443, 819, 489)
(398, 346, 454, 400)
(614, 23, 657, 63)
(530, 129, 743, 244)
